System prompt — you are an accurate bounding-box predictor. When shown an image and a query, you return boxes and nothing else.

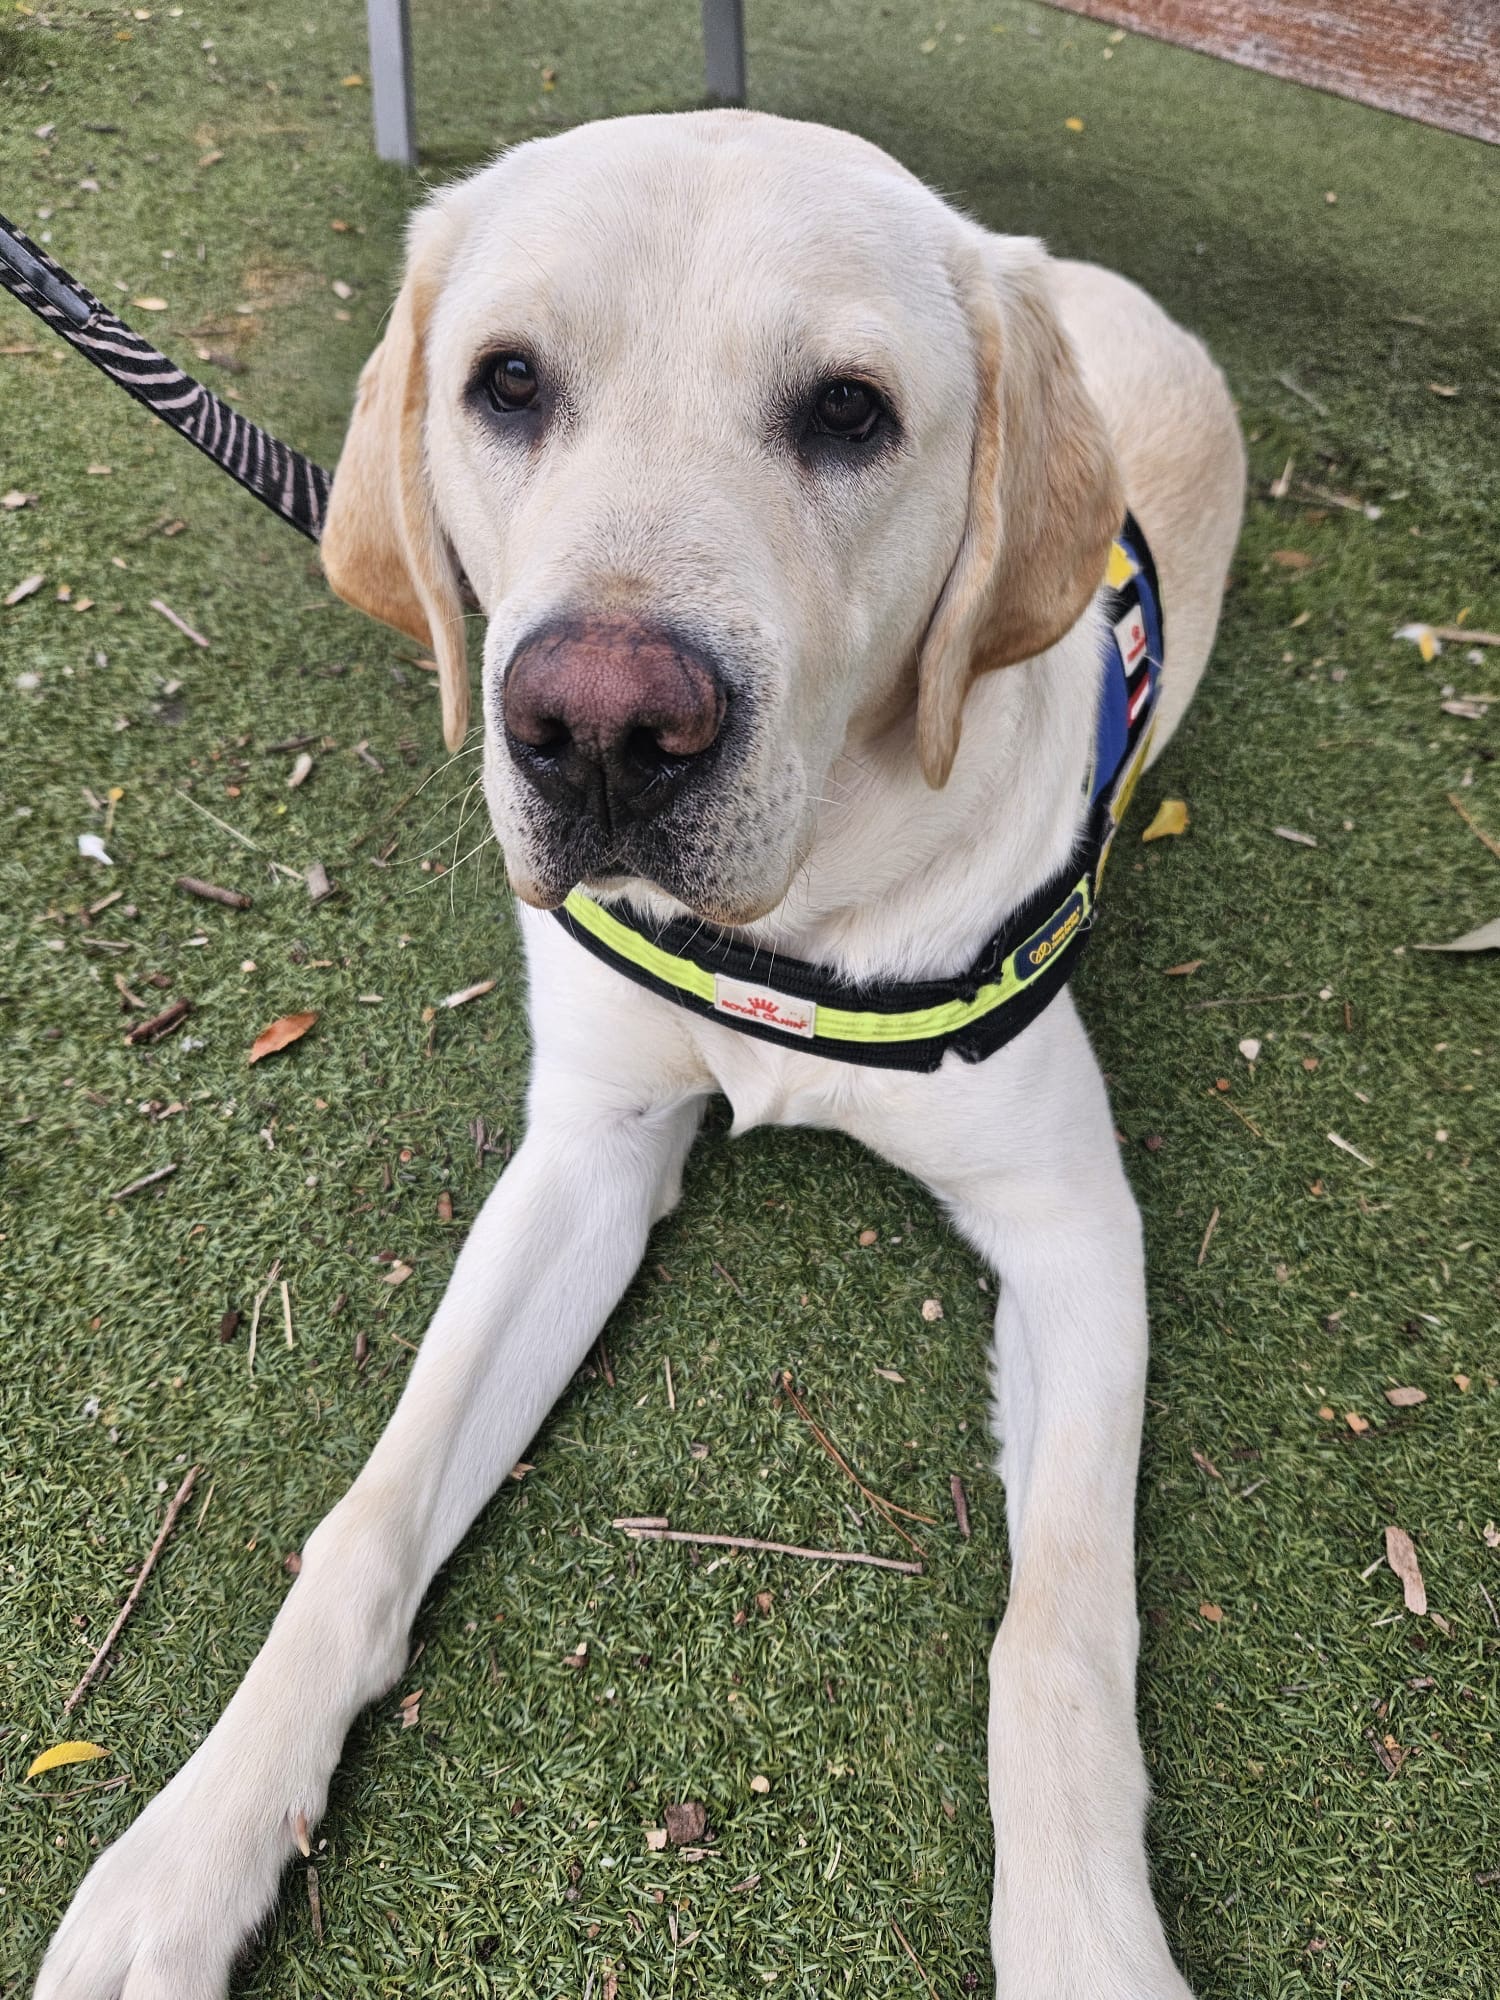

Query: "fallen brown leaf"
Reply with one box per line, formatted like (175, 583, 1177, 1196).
(1385, 1524, 1427, 1615)
(1384, 1386, 1427, 1408)
(247, 1011, 317, 1064)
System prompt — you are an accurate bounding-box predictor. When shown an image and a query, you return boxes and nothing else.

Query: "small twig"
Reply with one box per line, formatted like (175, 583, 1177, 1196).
(612, 1520, 923, 1576)
(149, 597, 210, 647)
(1276, 371, 1328, 415)
(440, 978, 496, 1009)
(1197, 1205, 1221, 1268)
(664, 1358, 675, 1411)
(247, 1258, 282, 1378)
(949, 1473, 971, 1540)
(890, 1918, 940, 2000)
(106, 1161, 178, 1202)
(280, 1278, 293, 1349)
(1434, 625, 1499, 647)
(306, 1865, 323, 1944)
(780, 1372, 935, 1557)
(1479, 1582, 1500, 1633)
(1328, 1130, 1375, 1169)
(1364, 1726, 1399, 1777)
(175, 875, 252, 910)
(123, 996, 191, 1045)
(1211, 1092, 1266, 1141)
(63, 1466, 199, 1713)
(711, 1258, 744, 1297)
(32, 1773, 131, 1803)
(174, 787, 260, 851)
(595, 1335, 615, 1388)
(1447, 792, 1500, 863)
(1185, 991, 1312, 1011)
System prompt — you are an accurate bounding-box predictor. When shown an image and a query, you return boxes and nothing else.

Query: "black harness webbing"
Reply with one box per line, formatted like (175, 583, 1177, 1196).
(0, 211, 330, 543)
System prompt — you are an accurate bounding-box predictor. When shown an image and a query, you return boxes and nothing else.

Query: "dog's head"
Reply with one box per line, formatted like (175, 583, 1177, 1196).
(322, 112, 1120, 924)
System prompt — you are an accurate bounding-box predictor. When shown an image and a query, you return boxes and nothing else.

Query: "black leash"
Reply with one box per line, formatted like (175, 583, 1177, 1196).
(0, 210, 332, 543)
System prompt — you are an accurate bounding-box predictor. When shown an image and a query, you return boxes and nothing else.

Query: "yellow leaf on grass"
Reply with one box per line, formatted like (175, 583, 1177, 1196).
(1064, 117, 1084, 132)
(133, 297, 168, 313)
(1142, 798, 1189, 842)
(27, 1741, 109, 1779)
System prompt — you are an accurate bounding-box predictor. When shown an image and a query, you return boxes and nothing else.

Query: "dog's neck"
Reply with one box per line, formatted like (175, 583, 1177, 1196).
(626, 609, 1103, 986)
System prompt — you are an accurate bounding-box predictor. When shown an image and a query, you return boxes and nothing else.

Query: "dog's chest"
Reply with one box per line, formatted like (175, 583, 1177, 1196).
(690, 1016, 878, 1136)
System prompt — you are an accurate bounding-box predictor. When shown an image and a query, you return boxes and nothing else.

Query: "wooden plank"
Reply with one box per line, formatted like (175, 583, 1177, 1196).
(366, 0, 417, 166)
(1045, 0, 1499, 146)
(702, 0, 748, 104)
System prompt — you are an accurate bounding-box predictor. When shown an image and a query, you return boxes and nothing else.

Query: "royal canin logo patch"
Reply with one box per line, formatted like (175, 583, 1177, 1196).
(713, 974, 817, 1038)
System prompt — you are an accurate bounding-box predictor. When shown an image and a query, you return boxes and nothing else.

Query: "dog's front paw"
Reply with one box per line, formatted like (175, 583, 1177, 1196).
(35, 1752, 314, 2000)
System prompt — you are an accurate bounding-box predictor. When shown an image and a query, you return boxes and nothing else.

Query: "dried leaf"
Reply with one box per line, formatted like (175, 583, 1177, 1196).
(644, 1827, 668, 1851)
(1345, 1411, 1370, 1434)
(1165, 959, 1204, 976)
(27, 1741, 110, 1779)
(920, 1298, 943, 1322)
(1198, 1602, 1224, 1623)
(1272, 825, 1318, 847)
(1271, 549, 1314, 570)
(1238, 1038, 1261, 1063)
(1482, 1521, 1499, 1549)
(1413, 918, 1500, 954)
(4, 572, 45, 606)
(1384, 1386, 1427, 1408)
(1191, 1448, 1221, 1479)
(873, 1366, 905, 1382)
(132, 296, 168, 312)
(247, 1011, 318, 1065)
(1142, 798, 1189, 842)
(1385, 1524, 1427, 1615)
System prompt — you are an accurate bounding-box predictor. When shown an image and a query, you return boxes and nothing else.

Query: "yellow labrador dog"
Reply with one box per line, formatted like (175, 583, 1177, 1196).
(39, 111, 1243, 1998)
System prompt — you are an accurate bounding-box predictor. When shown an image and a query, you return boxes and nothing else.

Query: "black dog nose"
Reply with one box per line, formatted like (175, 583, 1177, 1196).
(503, 616, 726, 825)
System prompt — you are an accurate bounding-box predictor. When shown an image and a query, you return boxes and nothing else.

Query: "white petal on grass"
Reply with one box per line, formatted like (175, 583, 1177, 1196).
(1413, 917, 1500, 953)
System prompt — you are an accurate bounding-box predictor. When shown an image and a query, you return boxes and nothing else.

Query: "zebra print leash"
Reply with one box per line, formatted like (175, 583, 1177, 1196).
(0, 210, 331, 543)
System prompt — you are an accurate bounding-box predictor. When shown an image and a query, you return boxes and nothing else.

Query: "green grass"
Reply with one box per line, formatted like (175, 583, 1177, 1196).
(2, 2, 1498, 1995)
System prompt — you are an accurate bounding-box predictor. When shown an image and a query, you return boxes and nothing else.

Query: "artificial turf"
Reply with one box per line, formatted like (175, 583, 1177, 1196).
(1, 2, 1498, 1995)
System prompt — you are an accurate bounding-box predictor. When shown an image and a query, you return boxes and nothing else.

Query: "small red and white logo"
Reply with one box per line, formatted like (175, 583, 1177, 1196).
(713, 974, 817, 1038)
(1127, 672, 1152, 726)
(1114, 604, 1149, 678)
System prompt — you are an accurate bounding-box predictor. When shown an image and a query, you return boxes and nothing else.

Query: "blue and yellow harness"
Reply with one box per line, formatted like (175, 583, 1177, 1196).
(555, 514, 1164, 1071)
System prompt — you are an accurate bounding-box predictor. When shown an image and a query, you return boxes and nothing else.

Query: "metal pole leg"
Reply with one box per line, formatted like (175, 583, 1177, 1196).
(366, 0, 417, 165)
(701, 0, 747, 104)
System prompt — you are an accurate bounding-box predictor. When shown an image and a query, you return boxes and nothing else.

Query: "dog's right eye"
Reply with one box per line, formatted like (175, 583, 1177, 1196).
(482, 353, 540, 413)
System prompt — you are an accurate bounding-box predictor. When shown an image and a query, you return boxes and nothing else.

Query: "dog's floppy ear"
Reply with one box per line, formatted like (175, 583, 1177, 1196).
(916, 237, 1123, 788)
(321, 206, 470, 752)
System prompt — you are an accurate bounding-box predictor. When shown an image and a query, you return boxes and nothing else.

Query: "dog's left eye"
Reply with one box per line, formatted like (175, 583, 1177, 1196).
(806, 378, 885, 444)
(482, 352, 541, 413)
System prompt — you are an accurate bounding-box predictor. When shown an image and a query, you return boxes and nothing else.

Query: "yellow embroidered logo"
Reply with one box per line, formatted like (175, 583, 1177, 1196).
(1022, 897, 1084, 972)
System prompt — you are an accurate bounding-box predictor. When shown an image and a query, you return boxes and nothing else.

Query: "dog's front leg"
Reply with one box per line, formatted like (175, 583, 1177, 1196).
(36, 1079, 704, 2000)
(857, 994, 1193, 2000)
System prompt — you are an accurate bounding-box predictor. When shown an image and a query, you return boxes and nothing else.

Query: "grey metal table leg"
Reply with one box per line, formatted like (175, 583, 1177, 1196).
(701, 0, 747, 104)
(366, 0, 417, 165)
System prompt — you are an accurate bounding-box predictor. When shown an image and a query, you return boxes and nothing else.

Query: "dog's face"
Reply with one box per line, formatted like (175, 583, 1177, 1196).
(322, 112, 1121, 924)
